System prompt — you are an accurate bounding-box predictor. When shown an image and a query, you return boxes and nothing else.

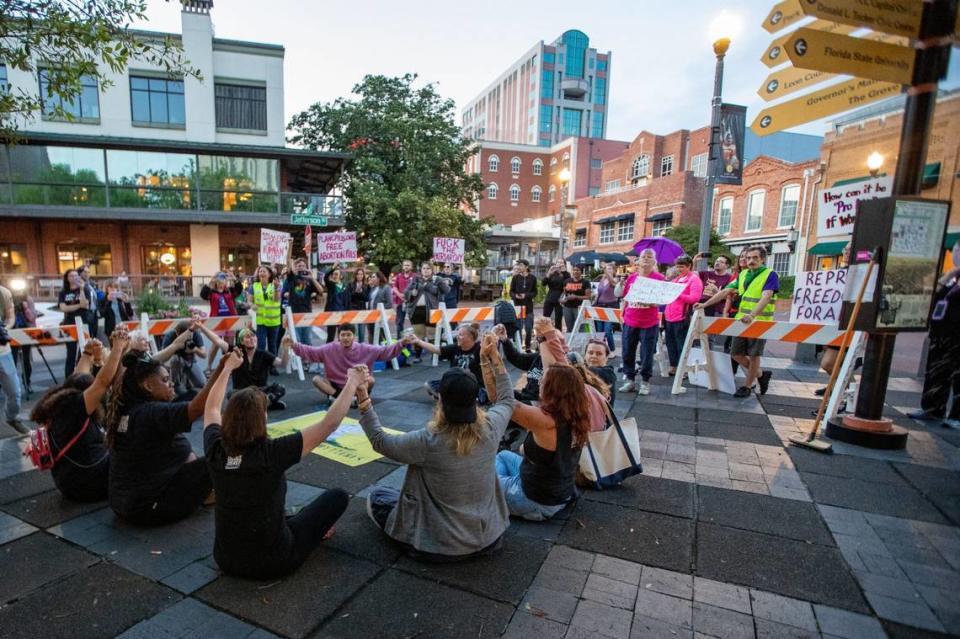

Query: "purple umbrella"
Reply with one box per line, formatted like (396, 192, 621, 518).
(630, 237, 685, 265)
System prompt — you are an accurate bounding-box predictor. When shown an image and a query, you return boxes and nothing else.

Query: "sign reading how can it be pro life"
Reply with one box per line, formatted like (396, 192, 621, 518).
(784, 28, 915, 85)
(259, 228, 291, 264)
(818, 175, 893, 237)
(433, 237, 465, 263)
(316, 231, 357, 263)
(790, 269, 846, 325)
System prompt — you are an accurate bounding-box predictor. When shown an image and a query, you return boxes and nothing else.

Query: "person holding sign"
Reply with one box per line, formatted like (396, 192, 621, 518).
(696, 246, 777, 398)
(202, 350, 354, 579)
(619, 249, 664, 396)
(663, 256, 703, 376)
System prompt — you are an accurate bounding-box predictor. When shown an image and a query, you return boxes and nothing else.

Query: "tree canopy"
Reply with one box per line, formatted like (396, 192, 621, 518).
(0, 0, 199, 142)
(288, 73, 491, 269)
(662, 224, 730, 261)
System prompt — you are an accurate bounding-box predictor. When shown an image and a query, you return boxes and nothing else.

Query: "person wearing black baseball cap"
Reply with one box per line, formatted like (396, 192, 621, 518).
(355, 333, 516, 562)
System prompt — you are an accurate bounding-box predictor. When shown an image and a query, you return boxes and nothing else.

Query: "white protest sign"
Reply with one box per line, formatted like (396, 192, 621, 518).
(259, 228, 291, 264)
(624, 277, 687, 306)
(817, 175, 892, 237)
(316, 231, 357, 263)
(790, 269, 846, 325)
(433, 237, 465, 263)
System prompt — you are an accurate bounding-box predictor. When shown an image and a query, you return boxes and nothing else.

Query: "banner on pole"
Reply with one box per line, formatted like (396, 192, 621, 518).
(433, 237, 465, 263)
(304, 224, 312, 256)
(316, 231, 357, 263)
(624, 277, 687, 306)
(790, 269, 846, 325)
(259, 228, 291, 264)
(817, 175, 892, 237)
(715, 104, 746, 186)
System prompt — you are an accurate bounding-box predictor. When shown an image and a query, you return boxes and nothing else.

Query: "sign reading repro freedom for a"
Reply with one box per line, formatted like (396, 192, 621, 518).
(316, 231, 357, 263)
(790, 269, 846, 325)
(433, 237, 465, 263)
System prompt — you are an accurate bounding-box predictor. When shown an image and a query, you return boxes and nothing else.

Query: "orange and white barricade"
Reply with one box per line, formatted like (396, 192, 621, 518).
(673, 309, 863, 423)
(136, 312, 251, 356)
(429, 303, 525, 366)
(283, 304, 399, 379)
(9, 318, 90, 383)
(565, 301, 622, 348)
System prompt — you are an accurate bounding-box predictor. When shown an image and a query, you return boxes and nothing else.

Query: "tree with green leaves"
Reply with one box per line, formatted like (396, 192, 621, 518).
(662, 224, 730, 261)
(288, 73, 491, 269)
(0, 0, 199, 142)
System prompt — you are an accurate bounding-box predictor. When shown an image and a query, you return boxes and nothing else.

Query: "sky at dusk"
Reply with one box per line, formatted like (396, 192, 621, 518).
(137, 0, 960, 144)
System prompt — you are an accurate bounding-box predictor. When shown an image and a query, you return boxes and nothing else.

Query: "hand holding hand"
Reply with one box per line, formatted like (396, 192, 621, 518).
(740, 314, 754, 324)
(84, 338, 103, 358)
(400, 333, 418, 346)
(693, 303, 705, 311)
(349, 365, 370, 392)
(534, 316, 553, 337)
(222, 349, 244, 372)
(492, 324, 507, 341)
(174, 330, 193, 346)
(109, 328, 130, 351)
(281, 334, 294, 349)
(480, 333, 499, 361)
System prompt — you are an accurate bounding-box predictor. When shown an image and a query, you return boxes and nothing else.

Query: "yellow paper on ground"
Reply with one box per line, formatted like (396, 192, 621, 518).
(268, 410, 404, 467)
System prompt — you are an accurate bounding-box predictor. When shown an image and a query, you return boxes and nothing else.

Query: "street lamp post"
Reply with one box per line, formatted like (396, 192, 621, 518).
(698, 12, 739, 268)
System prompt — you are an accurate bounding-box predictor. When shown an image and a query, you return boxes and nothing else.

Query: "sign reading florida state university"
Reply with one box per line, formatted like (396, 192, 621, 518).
(259, 228, 291, 264)
(433, 237, 465, 263)
(790, 269, 846, 324)
(817, 175, 892, 237)
(316, 231, 357, 263)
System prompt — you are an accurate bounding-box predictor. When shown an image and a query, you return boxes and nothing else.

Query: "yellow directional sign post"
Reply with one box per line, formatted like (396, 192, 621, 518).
(784, 27, 916, 85)
(762, 0, 803, 34)
(751, 77, 902, 136)
(761, 19, 855, 68)
(799, 0, 923, 39)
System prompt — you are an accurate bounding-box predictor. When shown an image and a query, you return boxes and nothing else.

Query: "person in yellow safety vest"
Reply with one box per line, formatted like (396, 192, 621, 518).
(695, 245, 778, 398)
(253, 265, 283, 356)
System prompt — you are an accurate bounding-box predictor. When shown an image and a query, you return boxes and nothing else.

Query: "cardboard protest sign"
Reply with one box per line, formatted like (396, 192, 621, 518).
(790, 269, 846, 324)
(624, 277, 687, 306)
(269, 411, 403, 467)
(259, 228, 291, 264)
(817, 176, 892, 237)
(433, 237, 465, 263)
(316, 231, 357, 263)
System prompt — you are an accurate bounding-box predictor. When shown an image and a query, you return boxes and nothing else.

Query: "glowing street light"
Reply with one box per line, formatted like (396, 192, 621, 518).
(867, 151, 884, 177)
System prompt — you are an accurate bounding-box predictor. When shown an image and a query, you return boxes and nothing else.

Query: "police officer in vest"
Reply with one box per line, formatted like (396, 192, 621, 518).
(252, 265, 283, 357)
(696, 245, 778, 398)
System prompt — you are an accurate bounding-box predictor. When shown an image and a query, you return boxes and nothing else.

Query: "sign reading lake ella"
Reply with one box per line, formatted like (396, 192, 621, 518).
(432, 237, 465, 263)
(799, 0, 923, 39)
(751, 77, 901, 136)
(763, 0, 803, 34)
(715, 104, 746, 186)
(316, 231, 357, 263)
(818, 175, 893, 237)
(784, 28, 915, 85)
(761, 20, 855, 68)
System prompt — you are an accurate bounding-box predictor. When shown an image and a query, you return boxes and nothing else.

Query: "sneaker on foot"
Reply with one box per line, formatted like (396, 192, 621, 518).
(423, 381, 439, 400)
(637, 381, 650, 396)
(944, 418, 960, 429)
(618, 380, 636, 393)
(7, 419, 29, 435)
(814, 387, 826, 397)
(908, 409, 945, 422)
(734, 386, 752, 398)
(758, 370, 772, 395)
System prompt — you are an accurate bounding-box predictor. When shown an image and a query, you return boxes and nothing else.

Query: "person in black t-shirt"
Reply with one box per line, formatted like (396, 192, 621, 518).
(285, 256, 324, 347)
(205, 327, 292, 410)
(29, 329, 129, 502)
(202, 350, 356, 579)
(409, 323, 486, 403)
(58, 268, 92, 378)
(561, 265, 593, 333)
(543, 259, 571, 331)
(104, 350, 231, 526)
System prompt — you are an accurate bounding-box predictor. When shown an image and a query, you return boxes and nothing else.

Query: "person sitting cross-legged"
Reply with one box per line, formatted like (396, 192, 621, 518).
(205, 327, 292, 411)
(202, 350, 357, 579)
(358, 334, 517, 562)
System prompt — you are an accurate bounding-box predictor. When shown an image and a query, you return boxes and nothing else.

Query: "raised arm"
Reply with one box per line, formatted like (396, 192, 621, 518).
(83, 330, 129, 415)
(480, 334, 516, 438)
(188, 354, 230, 422)
(299, 365, 364, 457)
(534, 318, 566, 369)
(204, 350, 243, 428)
(410, 335, 439, 355)
(355, 366, 428, 464)
(192, 320, 229, 352)
(154, 329, 193, 364)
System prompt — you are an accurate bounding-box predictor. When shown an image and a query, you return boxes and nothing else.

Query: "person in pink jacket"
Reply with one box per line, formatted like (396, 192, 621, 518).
(663, 255, 703, 376)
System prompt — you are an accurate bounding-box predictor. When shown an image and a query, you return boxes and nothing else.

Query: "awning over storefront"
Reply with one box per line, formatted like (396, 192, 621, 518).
(592, 213, 634, 225)
(808, 240, 849, 256)
(945, 231, 959, 248)
(645, 212, 672, 222)
(922, 162, 941, 189)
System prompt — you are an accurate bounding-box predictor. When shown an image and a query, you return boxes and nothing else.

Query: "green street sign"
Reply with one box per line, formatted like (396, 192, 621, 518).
(290, 214, 328, 226)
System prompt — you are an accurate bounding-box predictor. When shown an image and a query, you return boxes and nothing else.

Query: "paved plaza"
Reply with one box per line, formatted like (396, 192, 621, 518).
(0, 345, 958, 639)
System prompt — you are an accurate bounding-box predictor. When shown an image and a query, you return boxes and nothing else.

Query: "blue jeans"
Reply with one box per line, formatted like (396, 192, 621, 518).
(0, 351, 23, 422)
(295, 326, 313, 347)
(665, 320, 690, 368)
(495, 451, 566, 521)
(622, 324, 659, 382)
(257, 325, 280, 355)
(395, 306, 407, 337)
(595, 302, 618, 352)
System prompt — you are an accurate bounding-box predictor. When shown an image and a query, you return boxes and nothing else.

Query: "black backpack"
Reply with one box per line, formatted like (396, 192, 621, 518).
(493, 300, 517, 326)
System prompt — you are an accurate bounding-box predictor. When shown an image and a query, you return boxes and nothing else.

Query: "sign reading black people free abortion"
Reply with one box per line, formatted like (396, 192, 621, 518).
(715, 104, 746, 186)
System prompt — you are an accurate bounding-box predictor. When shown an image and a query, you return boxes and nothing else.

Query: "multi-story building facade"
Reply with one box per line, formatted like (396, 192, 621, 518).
(0, 0, 346, 286)
(461, 30, 610, 147)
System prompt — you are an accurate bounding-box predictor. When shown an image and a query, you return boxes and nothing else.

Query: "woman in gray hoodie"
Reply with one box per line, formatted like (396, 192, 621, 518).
(355, 334, 515, 561)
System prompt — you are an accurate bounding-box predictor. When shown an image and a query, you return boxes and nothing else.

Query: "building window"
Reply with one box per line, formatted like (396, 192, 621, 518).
(562, 109, 581, 137)
(597, 59, 607, 72)
(652, 219, 672, 237)
(40, 69, 100, 121)
(562, 151, 570, 166)
(141, 244, 190, 277)
(57, 243, 112, 275)
(487, 183, 498, 199)
(690, 153, 708, 178)
(220, 246, 259, 277)
(541, 69, 554, 98)
(510, 157, 521, 174)
(0, 244, 27, 274)
(590, 158, 602, 169)
(215, 82, 267, 131)
(595, 77, 606, 105)
(631, 155, 649, 180)
(548, 185, 556, 202)
(509, 184, 520, 202)
(8, 144, 107, 207)
(617, 219, 635, 242)
(532, 159, 543, 175)
(661, 155, 674, 177)
(588, 186, 599, 196)
(746, 190, 765, 232)
(591, 111, 603, 138)
(531, 186, 542, 202)
(778, 184, 800, 228)
(599, 222, 616, 244)
(717, 197, 733, 235)
(544, 51, 555, 65)
(573, 228, 587, 247)
(0, 65, 8, 93)
(130, 76, 185, 126)
(539, 105, 552, 133)
(605, 179, 621, 192)
(772, 252, 791, 274)
(488, 154, 500, 172)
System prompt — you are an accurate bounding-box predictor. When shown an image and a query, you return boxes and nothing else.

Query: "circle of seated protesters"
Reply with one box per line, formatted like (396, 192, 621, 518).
(28, 329, 129, 502)
(410, 322, 488, 404)
(360, 334, 517, 562)
(104, 350, 231, 526)
(202, 350, 356, 579)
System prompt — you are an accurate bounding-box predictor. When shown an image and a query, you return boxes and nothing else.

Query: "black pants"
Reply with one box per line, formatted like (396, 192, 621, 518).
(921, 332, 960, 418)
(13, 346, 31, 387)
(518, 304, 534, 349)
(64, 340, 78, 378)
(543, 299, 563, 330)
(119, 458, 212, 526)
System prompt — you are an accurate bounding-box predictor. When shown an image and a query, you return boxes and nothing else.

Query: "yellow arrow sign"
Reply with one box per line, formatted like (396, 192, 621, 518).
(761, 19, 856, 68)
(784, 27, 915, 85)
(762, 0, 803, 34)
(759, 31, 911, 101)
(751, 78, 902, 136)
(800, 0, 923, 39)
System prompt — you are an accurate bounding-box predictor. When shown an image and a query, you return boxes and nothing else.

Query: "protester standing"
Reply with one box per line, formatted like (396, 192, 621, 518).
(201, 274, 242, 373)
(349, 267, 371, 343)
(542, 259, 570, 331)
(368, 271, 394, 313)
(0, 284, 25, 434)
(442, 263, 463, 311)
(561, 265, 592, 333)
(509, 259, 538, 351)
(285, 256, 324, 347)
(323, 267, 350, 343)
(253, 266, 282, 355)
(77, 264, 100, 340)
(58, 269, 90, 378)
(619, 249, 664, 396)
(99, 283, 134, 336)
(663, 255, 703, 376)
(695, 254, 735, 317)
(392, 260, 416, 336)
(11, 285, 38, 395)
(594, 263, 621, 353)
(403, 262, 450, 363)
